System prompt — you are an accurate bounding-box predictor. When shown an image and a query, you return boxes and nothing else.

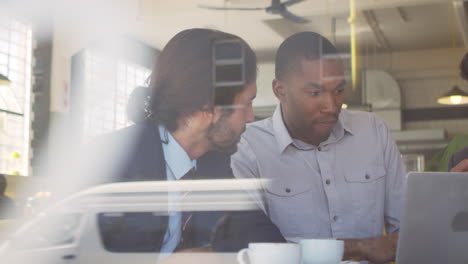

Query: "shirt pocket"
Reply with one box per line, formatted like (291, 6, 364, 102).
(264, 181, 314, 238)
(344, 166, 386, 234)
(344, 166, 386, 204)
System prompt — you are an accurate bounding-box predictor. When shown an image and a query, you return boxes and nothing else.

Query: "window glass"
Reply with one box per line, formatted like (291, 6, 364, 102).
(97, 212, 168, 252)
(14, 213, 82, 249)
(81, 52, 151, 141)
(0, 17, 32, 176)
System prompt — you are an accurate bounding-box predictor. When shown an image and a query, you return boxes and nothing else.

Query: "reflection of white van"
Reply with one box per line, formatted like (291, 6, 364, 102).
(0, 179, 264, 264)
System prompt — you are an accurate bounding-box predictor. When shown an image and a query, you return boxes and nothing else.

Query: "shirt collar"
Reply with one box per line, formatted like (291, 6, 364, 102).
(337, 109, 355, 136)
(272, 105, 295, 153)
(159, 126, 196, 180)
(272, 105, 355, 153)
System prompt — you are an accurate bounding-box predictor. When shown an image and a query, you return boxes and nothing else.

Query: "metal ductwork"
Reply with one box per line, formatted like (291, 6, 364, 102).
(364, 70, 402, 130)
(360, 70, 447, 153)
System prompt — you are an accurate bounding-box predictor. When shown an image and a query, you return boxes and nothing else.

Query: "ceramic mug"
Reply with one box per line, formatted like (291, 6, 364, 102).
(237, 243, 300, 264)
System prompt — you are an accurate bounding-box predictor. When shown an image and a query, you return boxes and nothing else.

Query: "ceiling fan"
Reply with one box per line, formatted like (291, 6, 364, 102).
(198, 0, 309, 24)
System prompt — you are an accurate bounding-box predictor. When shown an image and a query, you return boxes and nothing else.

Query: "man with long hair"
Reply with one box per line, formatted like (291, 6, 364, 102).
(83, 28, 284, 255)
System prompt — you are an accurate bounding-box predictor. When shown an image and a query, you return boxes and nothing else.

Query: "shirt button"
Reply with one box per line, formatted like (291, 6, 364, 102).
(333, 215, 338, 221)
(285, 188, 291, 193)
(325, 179, 331, 185)
(365, 175, 370, 180)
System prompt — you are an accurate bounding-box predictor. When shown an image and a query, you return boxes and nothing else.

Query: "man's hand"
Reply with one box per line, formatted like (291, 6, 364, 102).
(342, 232, 398, 264)
(450, 159, 468, 173)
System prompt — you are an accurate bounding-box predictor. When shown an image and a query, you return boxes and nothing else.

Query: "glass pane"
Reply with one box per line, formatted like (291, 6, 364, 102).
(14, 213, 83, 249)
(0, 31, 7, 42)
(81, 54, 150, 141)
(0, 40, 8, 52)
(98, 212, 168, 252)
(0, 17, 32, 175)
(0, 53, 7, 65)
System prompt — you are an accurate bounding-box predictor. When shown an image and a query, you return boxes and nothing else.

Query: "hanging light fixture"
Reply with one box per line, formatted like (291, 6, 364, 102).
(437, 85, 468, 105)
(0, 73, 11, 86)
(437, 4, 468, 106)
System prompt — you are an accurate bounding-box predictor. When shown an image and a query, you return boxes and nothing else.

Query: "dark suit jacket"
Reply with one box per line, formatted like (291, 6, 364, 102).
(448, 146, 468, 171)
(80, 121, 284, 252)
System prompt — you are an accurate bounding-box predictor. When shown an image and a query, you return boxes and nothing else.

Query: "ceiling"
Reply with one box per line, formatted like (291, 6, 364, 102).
(133, 0, 467, 59)
(2, 0, 467, 60)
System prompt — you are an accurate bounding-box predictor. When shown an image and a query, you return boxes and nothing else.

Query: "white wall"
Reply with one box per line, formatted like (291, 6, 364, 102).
(255, 63, 278, 107)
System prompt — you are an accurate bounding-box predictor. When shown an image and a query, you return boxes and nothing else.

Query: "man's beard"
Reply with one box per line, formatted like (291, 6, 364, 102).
(206, 111, 243, 154)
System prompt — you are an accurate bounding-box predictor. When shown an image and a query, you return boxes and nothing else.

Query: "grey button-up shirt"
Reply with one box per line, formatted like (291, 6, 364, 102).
(231, 106, 407, 242)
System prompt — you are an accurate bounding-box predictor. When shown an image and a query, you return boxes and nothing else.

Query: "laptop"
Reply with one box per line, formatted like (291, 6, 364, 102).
(396, 172, 468, 264)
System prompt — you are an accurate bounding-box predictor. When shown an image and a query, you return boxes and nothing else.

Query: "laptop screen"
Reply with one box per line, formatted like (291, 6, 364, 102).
(396, 172, 468, 264)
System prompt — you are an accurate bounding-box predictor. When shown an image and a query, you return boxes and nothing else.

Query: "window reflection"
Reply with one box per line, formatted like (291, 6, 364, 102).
(14, 213, 82, 249)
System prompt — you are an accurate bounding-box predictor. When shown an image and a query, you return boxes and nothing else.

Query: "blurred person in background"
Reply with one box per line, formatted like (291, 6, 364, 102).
(448, 52, 468, 173)
(0, 174, 16, 219)
(126, 86, 149, 124)
(231, 32, 407, 264)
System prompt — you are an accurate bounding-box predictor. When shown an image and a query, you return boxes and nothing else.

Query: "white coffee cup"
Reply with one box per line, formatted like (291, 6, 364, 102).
(300, 239, 344, 264)
(237, 243, 300, 264)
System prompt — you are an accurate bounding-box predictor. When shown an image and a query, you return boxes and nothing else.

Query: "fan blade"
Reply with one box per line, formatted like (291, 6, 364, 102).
(271, 0, 280, 6)
(279, 8, 309, 23)
(198, 4, 265, 11)
(283, 0, 306, 7)
(263, 18, 303, 39)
